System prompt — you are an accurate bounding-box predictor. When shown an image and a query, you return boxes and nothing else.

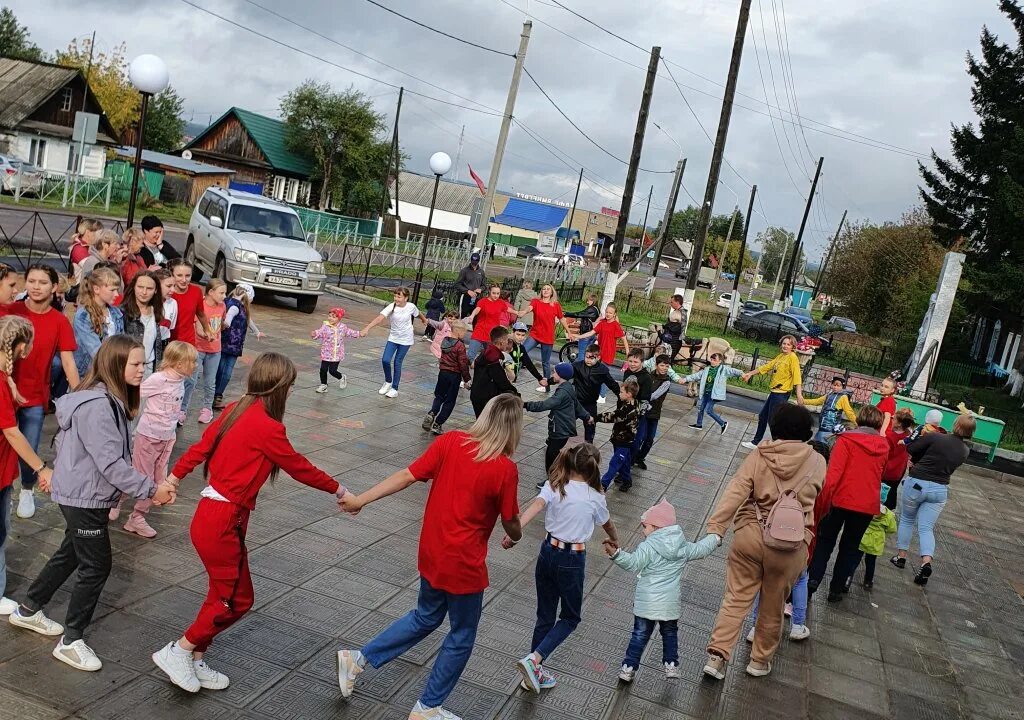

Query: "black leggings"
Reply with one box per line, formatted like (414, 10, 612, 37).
(320, 361, 343, 384)
(808, 507, 873, 594)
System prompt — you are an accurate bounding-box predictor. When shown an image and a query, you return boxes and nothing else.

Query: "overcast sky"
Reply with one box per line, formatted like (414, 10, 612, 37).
(14, 0, 1010, 256)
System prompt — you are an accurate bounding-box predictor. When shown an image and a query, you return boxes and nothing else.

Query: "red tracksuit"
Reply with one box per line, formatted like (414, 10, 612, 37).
(172, 401, 339, 651)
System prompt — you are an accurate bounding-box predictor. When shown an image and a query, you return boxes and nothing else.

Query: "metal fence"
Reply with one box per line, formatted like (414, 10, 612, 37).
(0, 209, 90, 271)
(10, 167, 113, 211)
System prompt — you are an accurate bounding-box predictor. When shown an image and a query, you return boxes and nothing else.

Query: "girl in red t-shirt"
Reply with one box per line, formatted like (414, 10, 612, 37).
(876, 377, 897, 435)
(466, 284, 518, 360)
(518, 284, 570, 392)
(168, 259, 211, 425)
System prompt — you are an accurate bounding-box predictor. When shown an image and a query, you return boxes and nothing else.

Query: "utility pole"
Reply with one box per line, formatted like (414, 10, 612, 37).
(453, 124, 465, 182)
(602, 45, 661, 309)
(377, 87, 403, 242)
(718, 205, 739, 291)
(771, 235, 792, 300)
(778, 155, 823, 307)
(682, 0, 752, 334)
(647, 157, 686, 296)
(812, 209, 846, 303)
(566, 167, 583, 251)
(730, 183, 757, 321)
(472, 22, 532, 248)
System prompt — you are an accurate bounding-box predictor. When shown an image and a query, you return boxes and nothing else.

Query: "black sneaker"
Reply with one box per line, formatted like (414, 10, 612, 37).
(914, 562, 932, 586)
(421, 413, 435, 431)
(827, 590, 843, 603)
(619, 482, 632, 492)
(688, 423, 703, 429)
(890, 555, 906, 570)
(634, 460, 647, 471)
(862, 580, 874, 590)
(720, 421, 728, 434)
(429, 422, 443, 436)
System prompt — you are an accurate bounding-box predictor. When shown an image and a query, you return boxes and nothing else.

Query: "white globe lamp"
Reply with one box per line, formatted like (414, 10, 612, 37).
(414, 151, 453, 303)
(429, 152, 452, 176)
(128, 54, 169, 95)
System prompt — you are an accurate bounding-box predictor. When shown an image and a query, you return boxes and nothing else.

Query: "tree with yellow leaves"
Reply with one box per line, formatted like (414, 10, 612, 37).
(54, 38, 139, 136)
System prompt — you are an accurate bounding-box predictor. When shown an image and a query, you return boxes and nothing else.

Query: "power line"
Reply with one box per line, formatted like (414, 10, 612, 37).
(360, 0, 516, 57)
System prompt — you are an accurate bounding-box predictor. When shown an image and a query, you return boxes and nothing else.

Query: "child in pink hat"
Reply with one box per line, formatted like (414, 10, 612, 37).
(311, 307, 361, 393)
(604, 498, 720, 683)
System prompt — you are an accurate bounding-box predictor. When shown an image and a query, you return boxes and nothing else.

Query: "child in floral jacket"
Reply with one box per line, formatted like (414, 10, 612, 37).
(311, 307, 361, 393)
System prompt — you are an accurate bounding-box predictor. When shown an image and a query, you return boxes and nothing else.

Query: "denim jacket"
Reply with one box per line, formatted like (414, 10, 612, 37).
(73, 305, 124, 376)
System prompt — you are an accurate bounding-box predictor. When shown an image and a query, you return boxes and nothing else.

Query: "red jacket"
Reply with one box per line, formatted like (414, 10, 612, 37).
(121, 254, 148, 287)
(172, 400, 339, 509)
(882, 427, 910, 482)
(438, 337, 471, 382)
(815, 428, 889, 517)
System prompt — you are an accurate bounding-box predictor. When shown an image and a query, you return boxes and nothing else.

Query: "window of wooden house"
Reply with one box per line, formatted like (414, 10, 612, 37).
(61, 88, 73, 112)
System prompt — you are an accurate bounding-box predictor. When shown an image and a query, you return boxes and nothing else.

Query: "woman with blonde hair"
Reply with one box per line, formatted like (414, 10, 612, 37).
(517, 283, 571, 392)
(72, 267, 123, 377)
(119, 227, 148, 286)
(69, 219, 103, 281)
(77, 229, 119, 282)
(337, 393, 525, 720)
(741, 334, 805, 449)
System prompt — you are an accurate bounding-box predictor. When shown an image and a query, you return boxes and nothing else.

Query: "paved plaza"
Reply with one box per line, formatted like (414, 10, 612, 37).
(1, 296, 1023, 720)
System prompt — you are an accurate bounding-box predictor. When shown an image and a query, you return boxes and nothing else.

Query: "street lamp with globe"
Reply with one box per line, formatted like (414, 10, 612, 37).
(412, 151, 452, 304)
(126, 54, 169, 227)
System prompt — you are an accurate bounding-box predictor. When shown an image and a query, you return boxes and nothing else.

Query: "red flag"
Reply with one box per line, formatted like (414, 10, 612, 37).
(469, 164, 486, 195)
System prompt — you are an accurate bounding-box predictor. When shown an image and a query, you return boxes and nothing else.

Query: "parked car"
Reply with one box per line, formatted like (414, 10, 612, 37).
(0, 154, 43, 195)
(186, 187, 325, 313)
(741, 300, 768, 315)
(532, 253, 585, 266)
(733, 310, 809, 342)
(720, 272, 735, 281)
(517, 245, 541, 258)
(782, 305, 813, 324)
(825, 315, 857, 332)
(716, 292, 733, 310)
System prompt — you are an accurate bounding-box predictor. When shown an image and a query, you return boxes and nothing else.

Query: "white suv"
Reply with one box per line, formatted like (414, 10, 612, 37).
(186, 187, 326, 313)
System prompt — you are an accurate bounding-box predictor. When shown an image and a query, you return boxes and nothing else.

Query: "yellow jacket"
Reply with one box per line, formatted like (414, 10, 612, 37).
(804, 392, 857, 424)
(755, 352, 802, 393)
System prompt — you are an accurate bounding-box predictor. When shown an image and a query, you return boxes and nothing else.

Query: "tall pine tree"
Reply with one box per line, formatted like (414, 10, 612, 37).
(920, 0, 1024, 325)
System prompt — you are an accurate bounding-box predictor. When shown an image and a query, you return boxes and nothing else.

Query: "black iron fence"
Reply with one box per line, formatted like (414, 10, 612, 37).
(0, 208, 117, 272)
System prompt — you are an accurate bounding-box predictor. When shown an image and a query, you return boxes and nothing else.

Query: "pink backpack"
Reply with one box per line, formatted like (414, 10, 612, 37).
(754, 471, 813, 551)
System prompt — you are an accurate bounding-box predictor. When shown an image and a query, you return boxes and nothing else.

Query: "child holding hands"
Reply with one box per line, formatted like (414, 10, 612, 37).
(311, 307, 361, 393)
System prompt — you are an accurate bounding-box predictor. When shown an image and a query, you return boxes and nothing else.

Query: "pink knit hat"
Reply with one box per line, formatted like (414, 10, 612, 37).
(641, 499, 677, 528)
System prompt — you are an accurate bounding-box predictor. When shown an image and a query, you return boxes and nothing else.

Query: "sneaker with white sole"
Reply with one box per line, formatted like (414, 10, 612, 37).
(789, 624, 810, 641)
(519, 666, 557, 691)
(703, 653, 726, 680)
(665, 662, 680, 679)
(0, 597, 17, 615)
(52, 637, 102, 671)
(316, 384, 329, 393)
(198, 408, 214, 424)
(740, 441, 758, 450)
(336, 649, 365, 698)
(535, 386, 548, 393)
(422, 412, 436, 431)
(152, 642, 201, 692)
(339, 374, 348, 389)
(16, 488, 35, 518)
(517, 653, 542, 693)
(378, 382, 392, 395)
(123, 513, 157, 539)
(194, 659, 230, 689)
(745, 625, 755, 643)
(385, 388, 399, 398)
(721, 421, 728, 435)
(9, 608, 63, 636)
(409, 702, 461, 720)
(618, 664, 635, 682)
(746, 660, 771, 677)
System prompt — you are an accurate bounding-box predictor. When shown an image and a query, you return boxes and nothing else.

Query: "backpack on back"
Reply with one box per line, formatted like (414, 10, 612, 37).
(753, 470, 813, 551)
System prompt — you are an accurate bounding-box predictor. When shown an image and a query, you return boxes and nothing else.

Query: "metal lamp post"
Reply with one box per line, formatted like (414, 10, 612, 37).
(126, 54, 169, 227)
(411, 151, 452, 304)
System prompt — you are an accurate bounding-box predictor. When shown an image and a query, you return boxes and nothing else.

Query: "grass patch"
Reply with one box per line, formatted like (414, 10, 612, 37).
(0, 194, 193, 225)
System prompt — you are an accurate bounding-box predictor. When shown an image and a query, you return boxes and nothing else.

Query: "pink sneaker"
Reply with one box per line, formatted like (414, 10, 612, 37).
(198, 408, 213, 424)
(108, 506, 120, 522)
(123, 513, 157, 538)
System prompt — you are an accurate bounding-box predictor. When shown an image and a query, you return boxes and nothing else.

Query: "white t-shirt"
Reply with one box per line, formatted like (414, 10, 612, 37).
(140, 312, 157, 367)
(162, 298, 178, 341)
(540, 480, 610, 543)
(381, 302, 420, 346)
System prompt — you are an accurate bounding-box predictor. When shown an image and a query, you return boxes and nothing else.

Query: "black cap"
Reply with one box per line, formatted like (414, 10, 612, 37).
(470, 252, 481, 262)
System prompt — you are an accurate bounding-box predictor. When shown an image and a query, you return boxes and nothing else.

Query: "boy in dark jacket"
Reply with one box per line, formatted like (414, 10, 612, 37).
(597, 377, 640, 490)
(422, 321, 471, 434)
(509, 322, 545, 386)
(622, 349, 654, 469)
(469, 325, 518, 417)
(524, 362, 592, 488)
(572, 342, 619, 443)
(423, 288, 446, 341)
(633, 354, 674, 468)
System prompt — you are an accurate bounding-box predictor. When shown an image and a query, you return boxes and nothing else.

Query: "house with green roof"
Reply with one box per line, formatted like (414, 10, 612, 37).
(184, 107, 313, 205)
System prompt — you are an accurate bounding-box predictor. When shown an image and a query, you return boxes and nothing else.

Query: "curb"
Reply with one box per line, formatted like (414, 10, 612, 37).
(324, 284, 389, 307)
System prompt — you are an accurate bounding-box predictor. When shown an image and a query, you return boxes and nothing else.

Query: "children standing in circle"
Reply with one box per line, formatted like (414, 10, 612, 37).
(517, 284, 570, 392)
(0, 316, 55, 615)
(504, 444, 618, 693)
(311, 307, 361, 394)
(167, 259, 211, 424)
(111, 341, 197, 539)
(72, 267, 124, 378)
(360, 287, 420, 399)
(119, 271, 164, 378)
(214, 283, 262, 409)
(152, 352, 346, 693)
(193, 279, 227, 424)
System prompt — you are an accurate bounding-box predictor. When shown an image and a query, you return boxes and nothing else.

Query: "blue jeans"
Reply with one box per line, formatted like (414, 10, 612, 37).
(635, 418, 660, 461)
(466, 339, 486, 362)
(196, 351, 221, 410)
(531, 541, 585, 660)
(362, 576, 483, 709)
(696, 396, 726, 428)
(812, 429, 833, 444)
(632, 416, 649, 455)
(430, 371, 462, 426)
(752, 391, 791, 444)
(602, 446, 631, 489)
(0, 484, 11, 597)
(897, 477, 948, 558)
(51, 355, 69, 401)
(180, 359, 201, 413)
(523, 337, 553, 379)
(17, 405, 44, 489)
(576, 336, 593, 360)
(751, 570, 808, 626)
(623, 616, 678, 667)
(382, 341, 411, 389)
(215, 354, 239, 397)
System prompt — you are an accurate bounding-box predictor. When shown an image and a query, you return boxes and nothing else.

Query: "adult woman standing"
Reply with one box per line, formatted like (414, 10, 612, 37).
(77, 229, 120, 283)
(138, 216, 180, 268)
(120, 228, 149, 287)
(892, 414, 974, 586)
(361, 287, 419, 399)
(740, 335, 805, 449)
(517, 284, 571, 392)
(10, 265, 80, 519)
(701, 404, 824, 680)
(69, 219, 103, 281)
(119, 271, 164, 378)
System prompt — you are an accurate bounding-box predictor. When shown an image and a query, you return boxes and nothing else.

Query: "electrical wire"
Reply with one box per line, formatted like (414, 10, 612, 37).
(360, 0, 516, 57)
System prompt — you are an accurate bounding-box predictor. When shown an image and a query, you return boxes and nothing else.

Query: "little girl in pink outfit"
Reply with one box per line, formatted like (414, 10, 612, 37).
(424, 310, 457, 361)
(112, 340, 197, 538)
(312, 307, 361, 393)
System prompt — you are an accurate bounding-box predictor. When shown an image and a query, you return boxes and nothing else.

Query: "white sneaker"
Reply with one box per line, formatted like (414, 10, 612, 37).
(0, 596, 17, 615)
(789, 624, 810, 641)
(409, 702, 461, 720)
(385, 388, 399, 398)
(618, 664, 635, 682)
(378, 382, 392, 395)
(152, 642, 201, 692)
(740, 441, 758, 450)
(339, 374, 348, 389)
(52, 637, 102, 671)
(746, 625, 755, 643)
(194, 658, 230, 689)
(597, 396, 607, 404)
(664, 662, 680, 679)
(16, 489, 35, 518)
(535, 386, 547, 393)
(336, 649, 365, 698)
(459, 381, 465, 389)
(316, 384, 328, 393)
(9, 608, 63, 636)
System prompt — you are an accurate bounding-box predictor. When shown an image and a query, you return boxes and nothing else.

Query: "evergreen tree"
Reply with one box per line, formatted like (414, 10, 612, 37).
(0, 7, 43, 61)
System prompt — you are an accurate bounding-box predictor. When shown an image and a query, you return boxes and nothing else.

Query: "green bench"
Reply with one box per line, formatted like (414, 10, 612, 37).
(870, 393, 1005, 463)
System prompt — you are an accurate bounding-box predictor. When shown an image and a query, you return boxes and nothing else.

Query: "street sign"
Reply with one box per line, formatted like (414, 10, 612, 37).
(72, 112, 99, 145)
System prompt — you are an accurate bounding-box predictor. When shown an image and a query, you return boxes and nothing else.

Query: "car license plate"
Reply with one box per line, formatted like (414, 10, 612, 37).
(267, 276, 300, 286)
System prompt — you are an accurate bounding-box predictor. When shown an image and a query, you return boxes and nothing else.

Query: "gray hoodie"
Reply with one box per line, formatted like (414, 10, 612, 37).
(50, 384, 155, 509)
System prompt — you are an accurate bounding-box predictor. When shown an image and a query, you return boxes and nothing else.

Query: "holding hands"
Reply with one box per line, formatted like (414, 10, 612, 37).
(500, 534, 518, 550)
(36, 467, 53, 493)
(152, 481, 177, 506)
(602, 539, 619, 557)
(340, 492, 364, 515)
(741, 371, 754, 382)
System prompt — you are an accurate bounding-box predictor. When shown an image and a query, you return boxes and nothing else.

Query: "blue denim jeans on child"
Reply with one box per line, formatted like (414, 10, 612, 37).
(602, 446, 632, 489)
(180, 360, 201, 414)
(523, 337, 553, 379)
(382, 341, 411, 390)
(623, 616, 678, 668)
(16, 405, 44, 489)
(896, 477, 948, 558)
(696, 396, 726, 428)
(530, 540, 585, 660)
(197, 351, 221, 410)
(362, 576, 483, 709)
(635, 419, 660, 461)
(466, 338, 486, 363)
(215, 354, 239, 398)
(576, 336, 593, 360)
(751, 569, 808, 626)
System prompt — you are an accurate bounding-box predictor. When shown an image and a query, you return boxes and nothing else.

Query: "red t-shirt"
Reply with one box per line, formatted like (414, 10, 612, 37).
(0, 371, 19, 489)
(10, 302, 77, 408)
(408, 431, 519, 594)
(593, 319, 625, 365)
(170, 284, 204, 346)
(529, 300, 563, 345)
(69, 241, 90, 267)
(471, 297, 509, 342)
(876, 395, 896, 420)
